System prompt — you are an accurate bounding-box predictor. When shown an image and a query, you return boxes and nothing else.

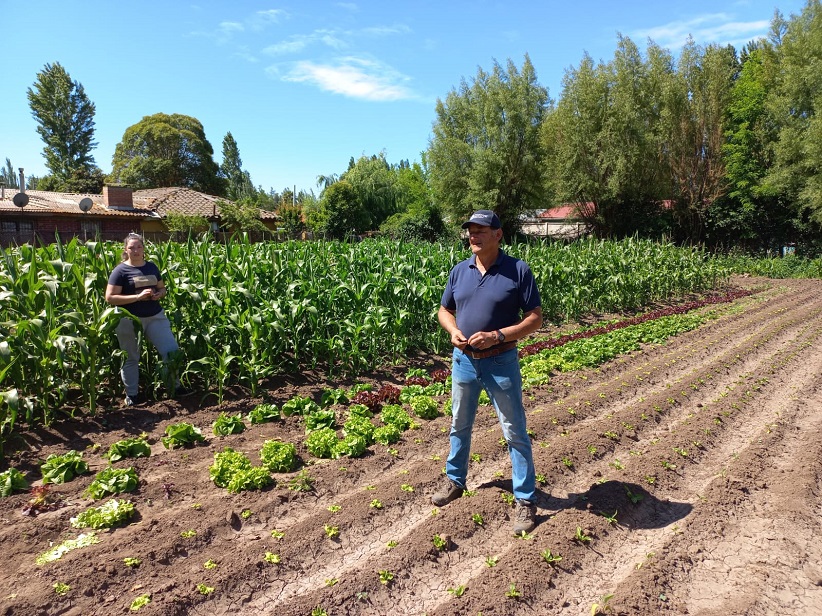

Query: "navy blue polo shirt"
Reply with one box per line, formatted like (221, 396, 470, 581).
(441, 249, 541, 339)
(108, 261, 164, 318)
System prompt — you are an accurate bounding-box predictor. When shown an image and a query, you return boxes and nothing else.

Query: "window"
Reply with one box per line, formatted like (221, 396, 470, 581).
(80, 219, 100, 237)
(1, 220, 33, 233)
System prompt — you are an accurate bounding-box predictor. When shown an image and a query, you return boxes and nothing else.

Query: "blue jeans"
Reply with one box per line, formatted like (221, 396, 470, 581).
(446, 347, 536, 502)
(115, 310, 180, 397)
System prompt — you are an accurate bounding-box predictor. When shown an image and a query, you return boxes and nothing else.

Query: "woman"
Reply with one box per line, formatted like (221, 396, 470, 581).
(105, 233, 189, 405)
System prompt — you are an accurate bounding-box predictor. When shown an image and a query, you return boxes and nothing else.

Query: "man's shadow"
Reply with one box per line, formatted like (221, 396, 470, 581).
(479, 478, 692, 530)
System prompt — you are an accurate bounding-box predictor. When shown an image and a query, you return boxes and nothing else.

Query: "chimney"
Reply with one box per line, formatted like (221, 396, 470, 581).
(18, 168, 25, 193)
(103, 185, 134, 210)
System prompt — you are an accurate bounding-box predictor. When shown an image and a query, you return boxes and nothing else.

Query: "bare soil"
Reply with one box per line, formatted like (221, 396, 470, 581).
(2, 276, 822, 616)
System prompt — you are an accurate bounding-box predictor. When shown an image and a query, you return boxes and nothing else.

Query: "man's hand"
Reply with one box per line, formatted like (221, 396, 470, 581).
(450, 330, 468, 350)
(467, 331, 496, 349)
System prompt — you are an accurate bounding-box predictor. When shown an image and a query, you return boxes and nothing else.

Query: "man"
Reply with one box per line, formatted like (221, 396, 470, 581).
(433, 209, 543, 535)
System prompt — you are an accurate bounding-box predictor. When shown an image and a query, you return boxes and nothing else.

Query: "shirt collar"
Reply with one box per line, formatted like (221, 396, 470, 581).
(469, 249, 506, 270)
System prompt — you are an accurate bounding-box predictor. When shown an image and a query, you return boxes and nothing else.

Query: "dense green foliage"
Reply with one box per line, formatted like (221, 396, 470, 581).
(429, 55, 549, 238)
(110, 113, 224, 194)
(0, 235, 734, 452)
(26, 62, 97, 185)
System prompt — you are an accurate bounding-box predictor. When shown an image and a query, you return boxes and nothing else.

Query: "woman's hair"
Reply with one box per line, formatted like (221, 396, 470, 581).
(121, 232, 144, 261)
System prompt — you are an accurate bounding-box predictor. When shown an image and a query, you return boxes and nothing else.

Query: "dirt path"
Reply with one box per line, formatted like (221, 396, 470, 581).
(1, 277, 821, 616)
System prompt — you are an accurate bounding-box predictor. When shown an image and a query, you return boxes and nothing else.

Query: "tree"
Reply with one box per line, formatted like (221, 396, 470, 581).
(765, 0, 822, 238)
(340, 154, 398, 230)
(428, 55, 550, 237)
(220, 132, 255, 201)
(2, 158, 18, 189)
(317, 180, 367, 238)
(545, 37, 698, 239)
(660, 40, 737, 242)
(27, 62, 97, 182)
(110, 113, 224, 194)
(217, 199, 269, 234)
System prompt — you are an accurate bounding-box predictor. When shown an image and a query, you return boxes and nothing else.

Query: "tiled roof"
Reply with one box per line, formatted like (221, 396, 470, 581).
(0, 190, 152, 218)
(133, 187, 278, 220)
(0, 188, 278, 220)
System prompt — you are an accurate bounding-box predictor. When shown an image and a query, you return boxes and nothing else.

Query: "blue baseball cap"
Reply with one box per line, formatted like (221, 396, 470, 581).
(461, 210, 501, 229)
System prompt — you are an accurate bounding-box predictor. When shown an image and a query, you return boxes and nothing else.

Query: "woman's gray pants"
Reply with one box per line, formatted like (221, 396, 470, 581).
(115, 310, 179, 397)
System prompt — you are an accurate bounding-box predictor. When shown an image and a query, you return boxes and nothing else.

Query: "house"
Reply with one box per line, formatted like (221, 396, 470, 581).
(0, 185, 279, 247)
(520, 204, 589, 239)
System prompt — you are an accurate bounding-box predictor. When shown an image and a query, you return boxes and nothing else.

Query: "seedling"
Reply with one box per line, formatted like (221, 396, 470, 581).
(601, 510, 618, 525)
(196, 584, 214, 595)
(124, 557, 142, 568)
(181, 529, 196, 538)
(673, 446, 689, 457)
(270, 529, 285, 539)
(485, 555, 499, 567)
(505, 583, 522, 599)
(324, 524, 340, 539)
(591, 593, 615, 615)
(470, 453, 482, 463)
(379, 570, 394, 585)
(311, 607, 329, 616)
(535, 473, 548, 485)
(472, 513, 484, 525)
(203, 559, 217, 570)
(562, 457, 574, 469)
(325, 578, 339, 587)
(400, 484, 414, 492)
(328, 504, 341, 513)
(515, 530, 533, 540)
(263, 552, 281, 564)
(603, 431, 619, 440)
(241, 509, 253, 519)
(609, 459, 624, 470)
(625, 486, 644, 504)
(130, 594, 151, 611)
(645, 475, 656, 485)
(587, 444, 598, 456)
(574, 527, 593, 543)
(370, 499, 383, 509)
(661, 460, 677, 471)
(500, 492, 515, 506)
(288, 470, 314, 492)
(430, 454, 441, 461)
(53, 582, 70, 596)
(432, 534, 447, 550)
(540, 549, 562, 566)
(447, 585, 467, 597)
(386, 540, 398, 549)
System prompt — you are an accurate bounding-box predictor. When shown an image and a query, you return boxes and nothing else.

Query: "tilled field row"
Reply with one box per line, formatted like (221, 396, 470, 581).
(212, 281, 822, 615)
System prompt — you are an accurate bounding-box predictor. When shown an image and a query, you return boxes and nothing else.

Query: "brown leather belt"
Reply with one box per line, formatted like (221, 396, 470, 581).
(463, 340, 518, 359)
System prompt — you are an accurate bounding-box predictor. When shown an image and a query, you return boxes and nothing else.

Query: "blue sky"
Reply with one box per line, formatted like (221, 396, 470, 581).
(2, 0, 807, 196)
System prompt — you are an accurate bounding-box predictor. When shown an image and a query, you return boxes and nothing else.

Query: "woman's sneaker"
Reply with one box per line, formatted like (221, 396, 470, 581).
(124, 393, 144, 407)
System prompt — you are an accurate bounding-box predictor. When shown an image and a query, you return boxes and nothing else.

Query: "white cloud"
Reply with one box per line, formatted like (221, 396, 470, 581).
(219, 21, 245, 34)
(633, 13, 772, 50)
(250, 9, 287, 31)
(263, 30, 349, 56)
(281, 56, 414, 101)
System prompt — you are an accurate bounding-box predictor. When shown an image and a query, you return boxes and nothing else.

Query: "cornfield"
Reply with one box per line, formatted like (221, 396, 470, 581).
(0, 234, 728, 452)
